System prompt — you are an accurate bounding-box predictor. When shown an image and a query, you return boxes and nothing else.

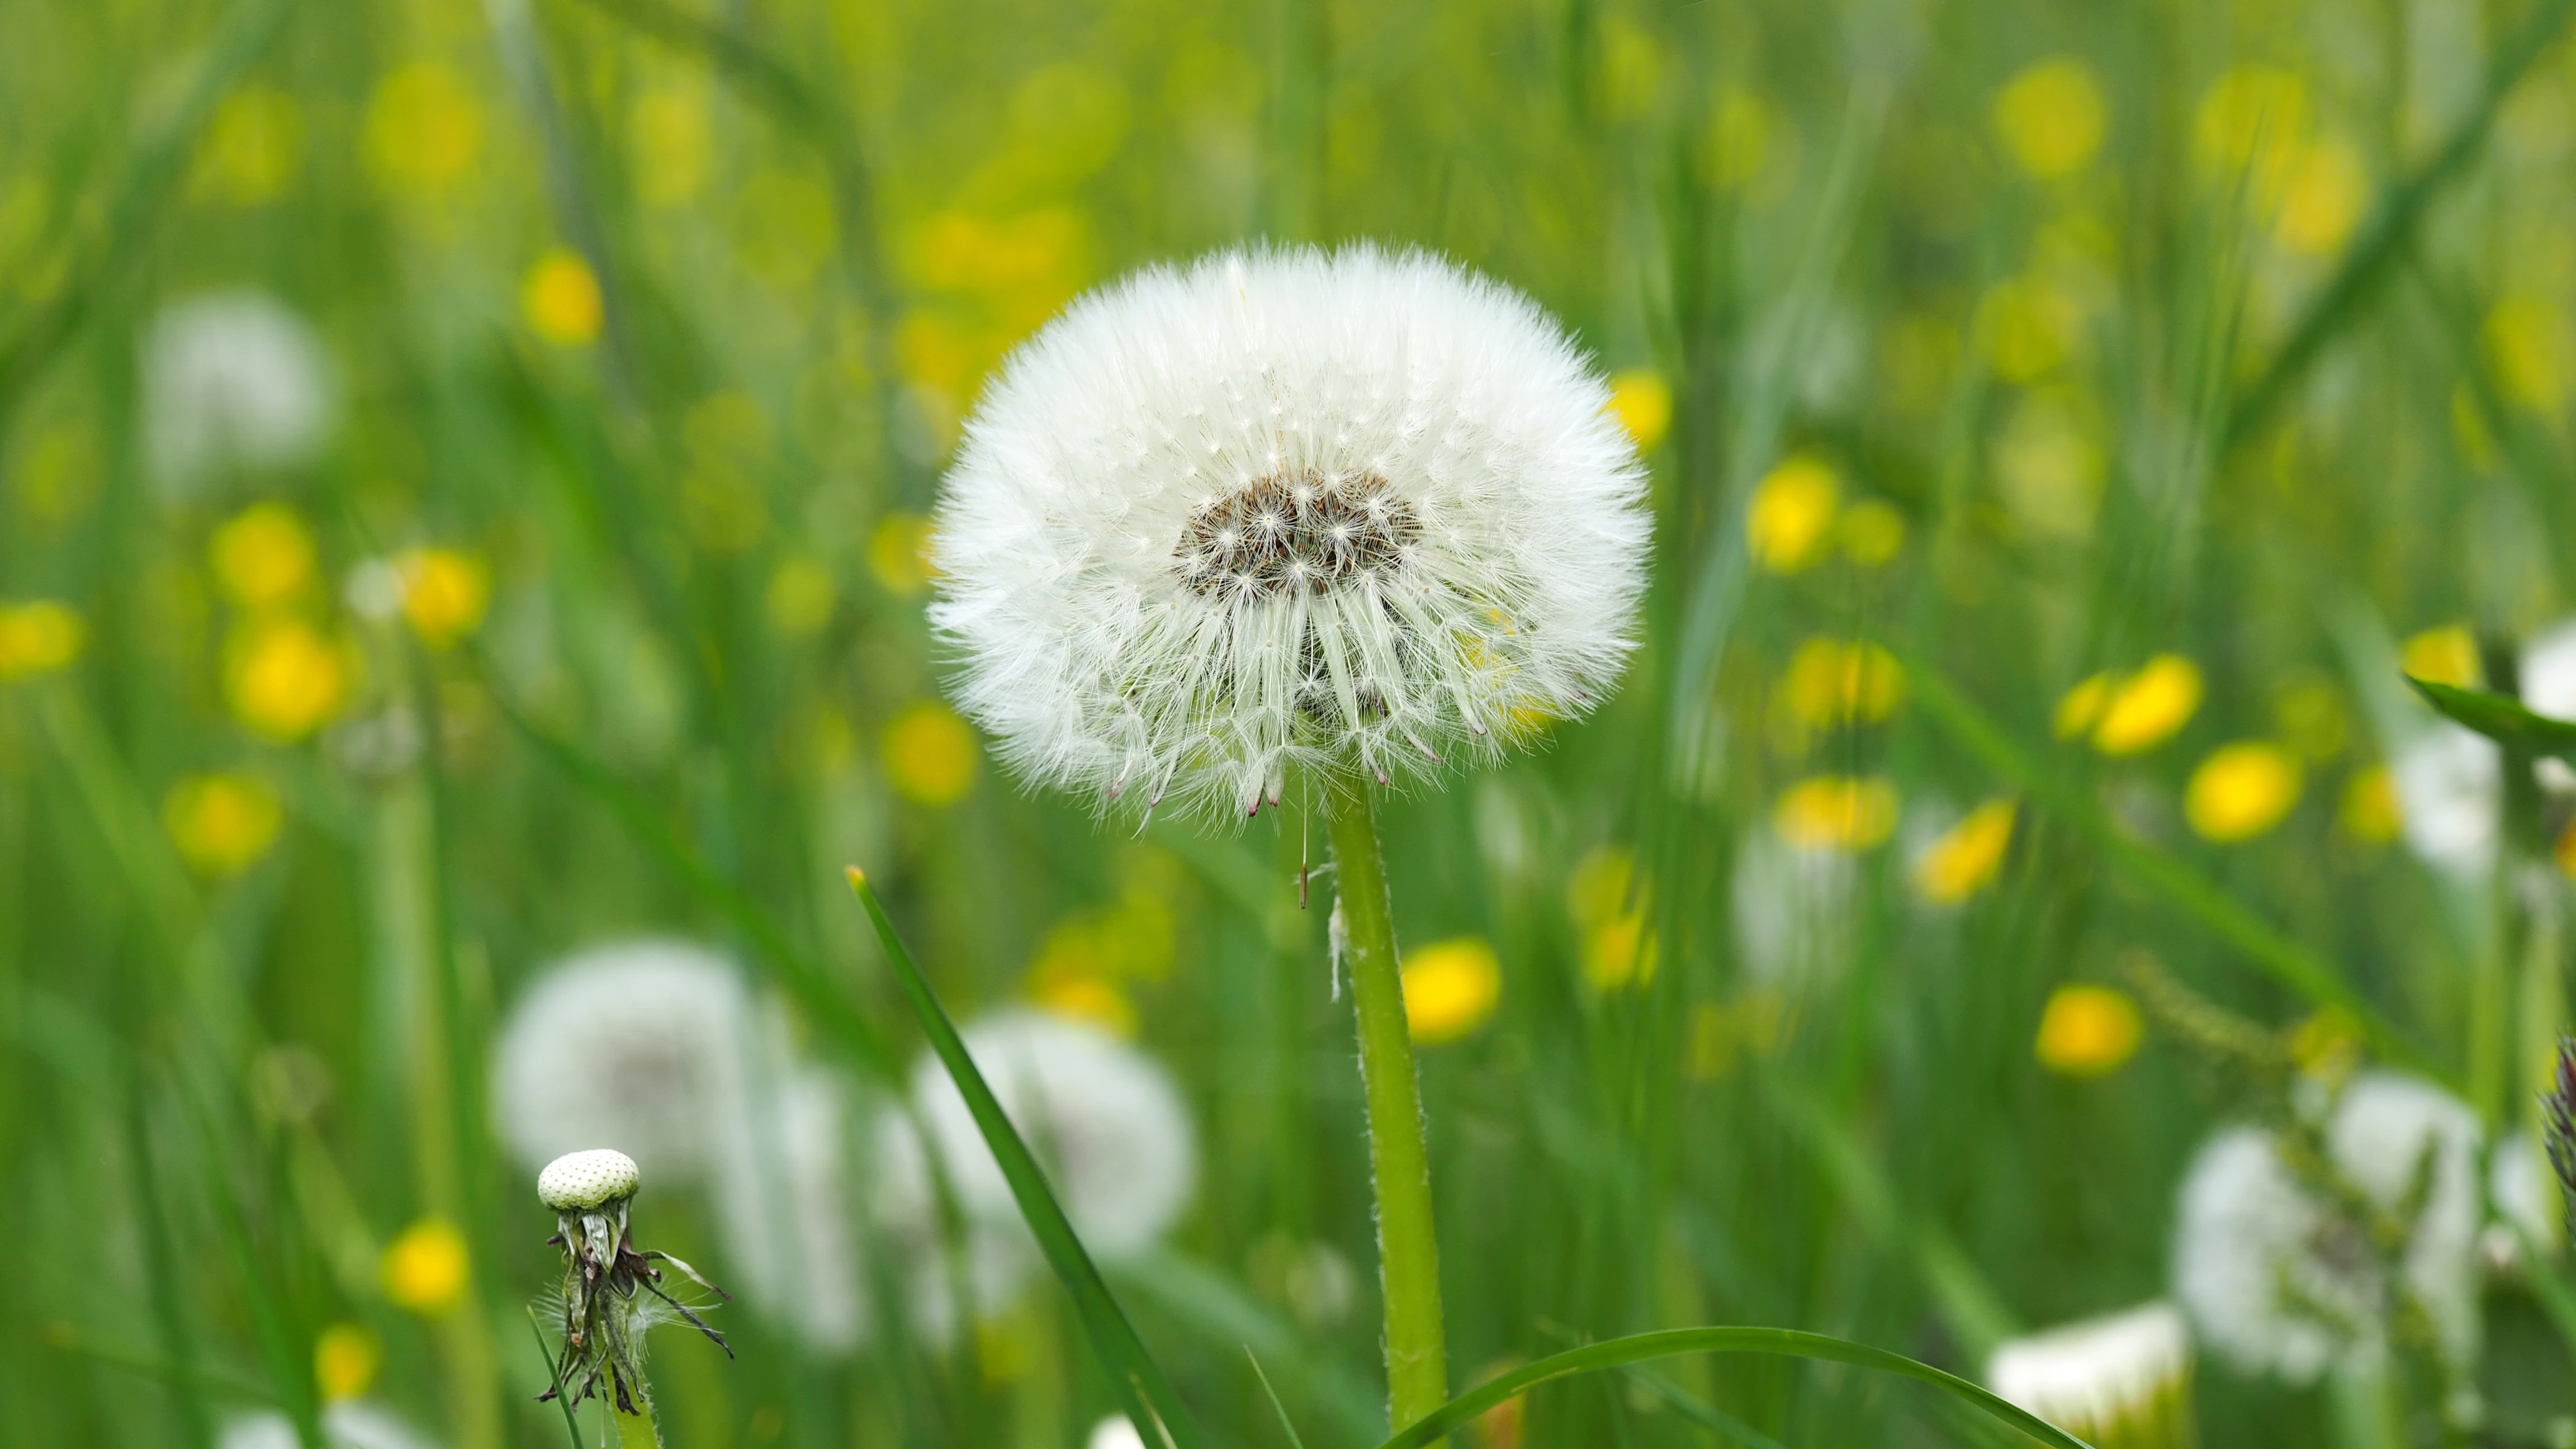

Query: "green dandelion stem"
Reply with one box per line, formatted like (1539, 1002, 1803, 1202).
(1325, 786, 1450, 1442)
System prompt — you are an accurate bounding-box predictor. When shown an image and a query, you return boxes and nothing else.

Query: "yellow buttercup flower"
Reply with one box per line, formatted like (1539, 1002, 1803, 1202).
(226, 618, 348, 741)
(382, 1219, 469, 1313)
(365, 61, 481, 196)
(1773, 775, 1900, 851)
(522, 248, 603, 345)
(313, 1322, 380, 1402)
(1033, 974, 1137, 1038)
(2185, 742, 2302, 842)
(1746, 456, 1839, 573)
(2034, 984, 2142, 1077)
(0, 599, 84, 680)
(2276, 136, 2366, 257)
(1568, 847, 1656, 990)
(210, 501, 316, 609)
(2485, 297, 2569, 413)
(1837, 499, 1906, 567)
(1782, 637, 1904, 729)
(2054, 672, 2111, 739)
(1992, 57, 2108, 179)
(2090, 655, 2201, 755)
(1580, 913, 1658, 991)
(396, 548, 489, 648)
(868, 512, 937, 596)
(765, 556, 837, 636)
(1912, 799, 2016, 904)
(1401, 937, 1503, 1045)
(163, 773, 284, 877)
(1607, 368, 1673, 451)
(2341, 764, 2402, 844)
(2398, 624, 2479, 688)
(883, 700, 977, 806)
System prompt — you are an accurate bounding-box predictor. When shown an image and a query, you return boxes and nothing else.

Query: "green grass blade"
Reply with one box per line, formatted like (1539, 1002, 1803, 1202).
(1243, 1348, 1310, 1449)
(527, 1308, 585, 1449)
(1890, 638, 2444, 1079)
(845, 868, 1208, 1449)
(1370, 1327, 2091, 1449)
(2405, 676, 2576, 763)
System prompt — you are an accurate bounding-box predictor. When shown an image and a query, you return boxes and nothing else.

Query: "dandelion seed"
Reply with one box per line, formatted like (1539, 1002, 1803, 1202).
(929, 245, 1647, 822)
(142, 292, 332, 496)
(1986, 1302, 2191, 1447)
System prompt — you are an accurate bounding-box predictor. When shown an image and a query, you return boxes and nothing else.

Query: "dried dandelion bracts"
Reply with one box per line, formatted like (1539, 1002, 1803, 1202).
(536, 1149, 732, 1426)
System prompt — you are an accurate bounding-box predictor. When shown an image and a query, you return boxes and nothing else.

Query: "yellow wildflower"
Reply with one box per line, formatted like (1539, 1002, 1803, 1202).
(1401, 937, 1503, 1045)
(0, 599, 84, 680)
(226, 619, 348, 741)
(1746, 456, 1839, 573)
(163, 773, 284, 877)
(1568, 847, 1656, 990)
(2034, 984, 2142, 1077)
(1033, 974, 1137, 1038)
(2054, 672, 2112, 740)
(868, 512, 937, 596)
(765, 556, 837, 637)
(313, 1322, 380, 1403)
(382, 1219, 469, 1313)
(2090, 655, 2201, 755)
(210, 501, 316, 609)
(883, 700, 977, 806)
(522, 249, 602, 345)
(2277, 137, 2366, 257)
(1782, 637, 1904, 730)
(1773, 775, 1900, 851)
(2485, 296, 2569, 413)
(1582, 913, 1657, 991)
(1912, 799, 2016, 904)
(2341, 765, 2402, 844)
(2399, 624, 2479, 688)
(365, 62, 481, 196)
(191, 86, 304, 207)
(1838, 499, 1906, 567)
(1607, 368, 1673, 451)
(2185, 742, 2302, 842)
(1992, 57, 2108, 179)
(396, 548, 489, 648)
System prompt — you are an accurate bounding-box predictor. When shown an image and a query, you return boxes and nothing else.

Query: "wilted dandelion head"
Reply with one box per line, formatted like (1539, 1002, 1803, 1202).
(2172, 1071, 2483, 1382)
(1985, 1301, 2190, 1445)
(930, 245, 1650, 822)
(535, 1149, 733, 1417)
(490, 939, 757, 1183)
(143, 292, 332, 495)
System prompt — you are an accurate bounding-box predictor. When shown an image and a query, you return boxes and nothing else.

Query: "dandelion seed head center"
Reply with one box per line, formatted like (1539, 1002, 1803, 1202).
(1175, 467, 1421, 599)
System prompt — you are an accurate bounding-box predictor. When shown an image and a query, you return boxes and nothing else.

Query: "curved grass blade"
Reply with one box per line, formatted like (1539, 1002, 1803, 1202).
(845, 868, 1207, 1449)
(2405, 676, 2576, 764)
(1243, 1348, 1310, 1449)
(1372, 1327, 2092, 1449)
(525, 1309, 585, 1449)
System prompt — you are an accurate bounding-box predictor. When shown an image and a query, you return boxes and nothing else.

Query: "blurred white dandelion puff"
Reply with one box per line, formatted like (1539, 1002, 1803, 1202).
(711, 1066, 870, 1355)
(219, 1403, 438, 1449)
(1985, 1301, 2192, 1447)
(143, 291, 332, 495)
(2172, 1071, 2483, 1382)
(930, 244, 1650, 822)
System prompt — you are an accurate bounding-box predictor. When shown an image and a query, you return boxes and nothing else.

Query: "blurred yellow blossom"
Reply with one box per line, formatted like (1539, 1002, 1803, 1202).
(765, 556, 837, 636)
(869, 512, 937, 596)
(1912, 799, 2016, 904)
(396, 549, 489, 648)
(1773, 775, 1900, 851)
(382, 1219, 468, 1313)
(2276, 137, 2366, 256)
(1746, 456, 1839, 572)
(2195, 67, 2309, 197)
(2341, 765, 2402, 844)
(2035, 983, 2142, 1076)
(1984, 277, 2085, 383)
(522, 249, 602, 345)
(210, 502, 316, 609)
(883, 700, 977, 806)
(2054, 672, 2111, 739)
(1837, 500, 1906, 566)
(1608, 368, 1673, 450)
(1781, 637, 1904, 728)
(365, 62, 481, 196)
(191, 86, 304, 207)
(163, 773, 283, 877)
(1701, 89, 1773, 192)
(1992, 58, 2107, 179)
(1033, 974, 1137, 1038)
(0, 599, 84, 680)
(1401, 937, 1503, 1045)
(2399, 624, 2479, 687)
(2485, 296, 2569, 413)
(226, 618, 348, 740)
(313, 1322, 379, 1402)
(2185, 741, 2302, 842)
(1568, 847, 1656, 990)
(2090, 655, 2201, 755)
(628, 84, 711, 210)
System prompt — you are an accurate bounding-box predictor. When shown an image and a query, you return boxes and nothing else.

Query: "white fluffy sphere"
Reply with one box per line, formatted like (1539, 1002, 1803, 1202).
(931, 245, 1650, 822)
(143, 291, 332, 494)
(538, 1148, 641, 1209)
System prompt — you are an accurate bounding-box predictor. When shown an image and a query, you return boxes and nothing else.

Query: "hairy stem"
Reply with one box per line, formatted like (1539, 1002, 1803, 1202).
(1326, 786, 1448, 1441)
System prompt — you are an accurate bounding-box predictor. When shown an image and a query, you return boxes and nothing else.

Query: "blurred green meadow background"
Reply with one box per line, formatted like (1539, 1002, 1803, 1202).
(8, 0, 2576, 1444)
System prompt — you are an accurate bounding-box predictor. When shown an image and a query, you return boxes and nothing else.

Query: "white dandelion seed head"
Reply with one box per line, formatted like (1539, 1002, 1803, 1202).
(1985, 1301, 2190, 1439)
(539, 1148, 641, 1210)
(2392, 724, 2499, 876)
(2521, 617, 2576, 723)
(220, 1403, 439, 1449)
(2172, 1072, 2483, 1382)
(490, 939, 759, 1184)
(143, 291, 332, 496)
(1086, 1415, 1149, 1449)
(2483, 1130, 2563, 1272)
(929, 244, 1651, 823)
(711, 1066, 870, 1356)
(1729, 826, 1855, 987)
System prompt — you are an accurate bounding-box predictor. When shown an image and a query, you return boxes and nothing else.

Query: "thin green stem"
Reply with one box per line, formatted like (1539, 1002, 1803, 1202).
(1324, 787, 1448, 1440)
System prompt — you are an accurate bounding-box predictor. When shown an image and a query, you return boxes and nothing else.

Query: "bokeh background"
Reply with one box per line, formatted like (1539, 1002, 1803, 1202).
(7, 0, 2576, 1444)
